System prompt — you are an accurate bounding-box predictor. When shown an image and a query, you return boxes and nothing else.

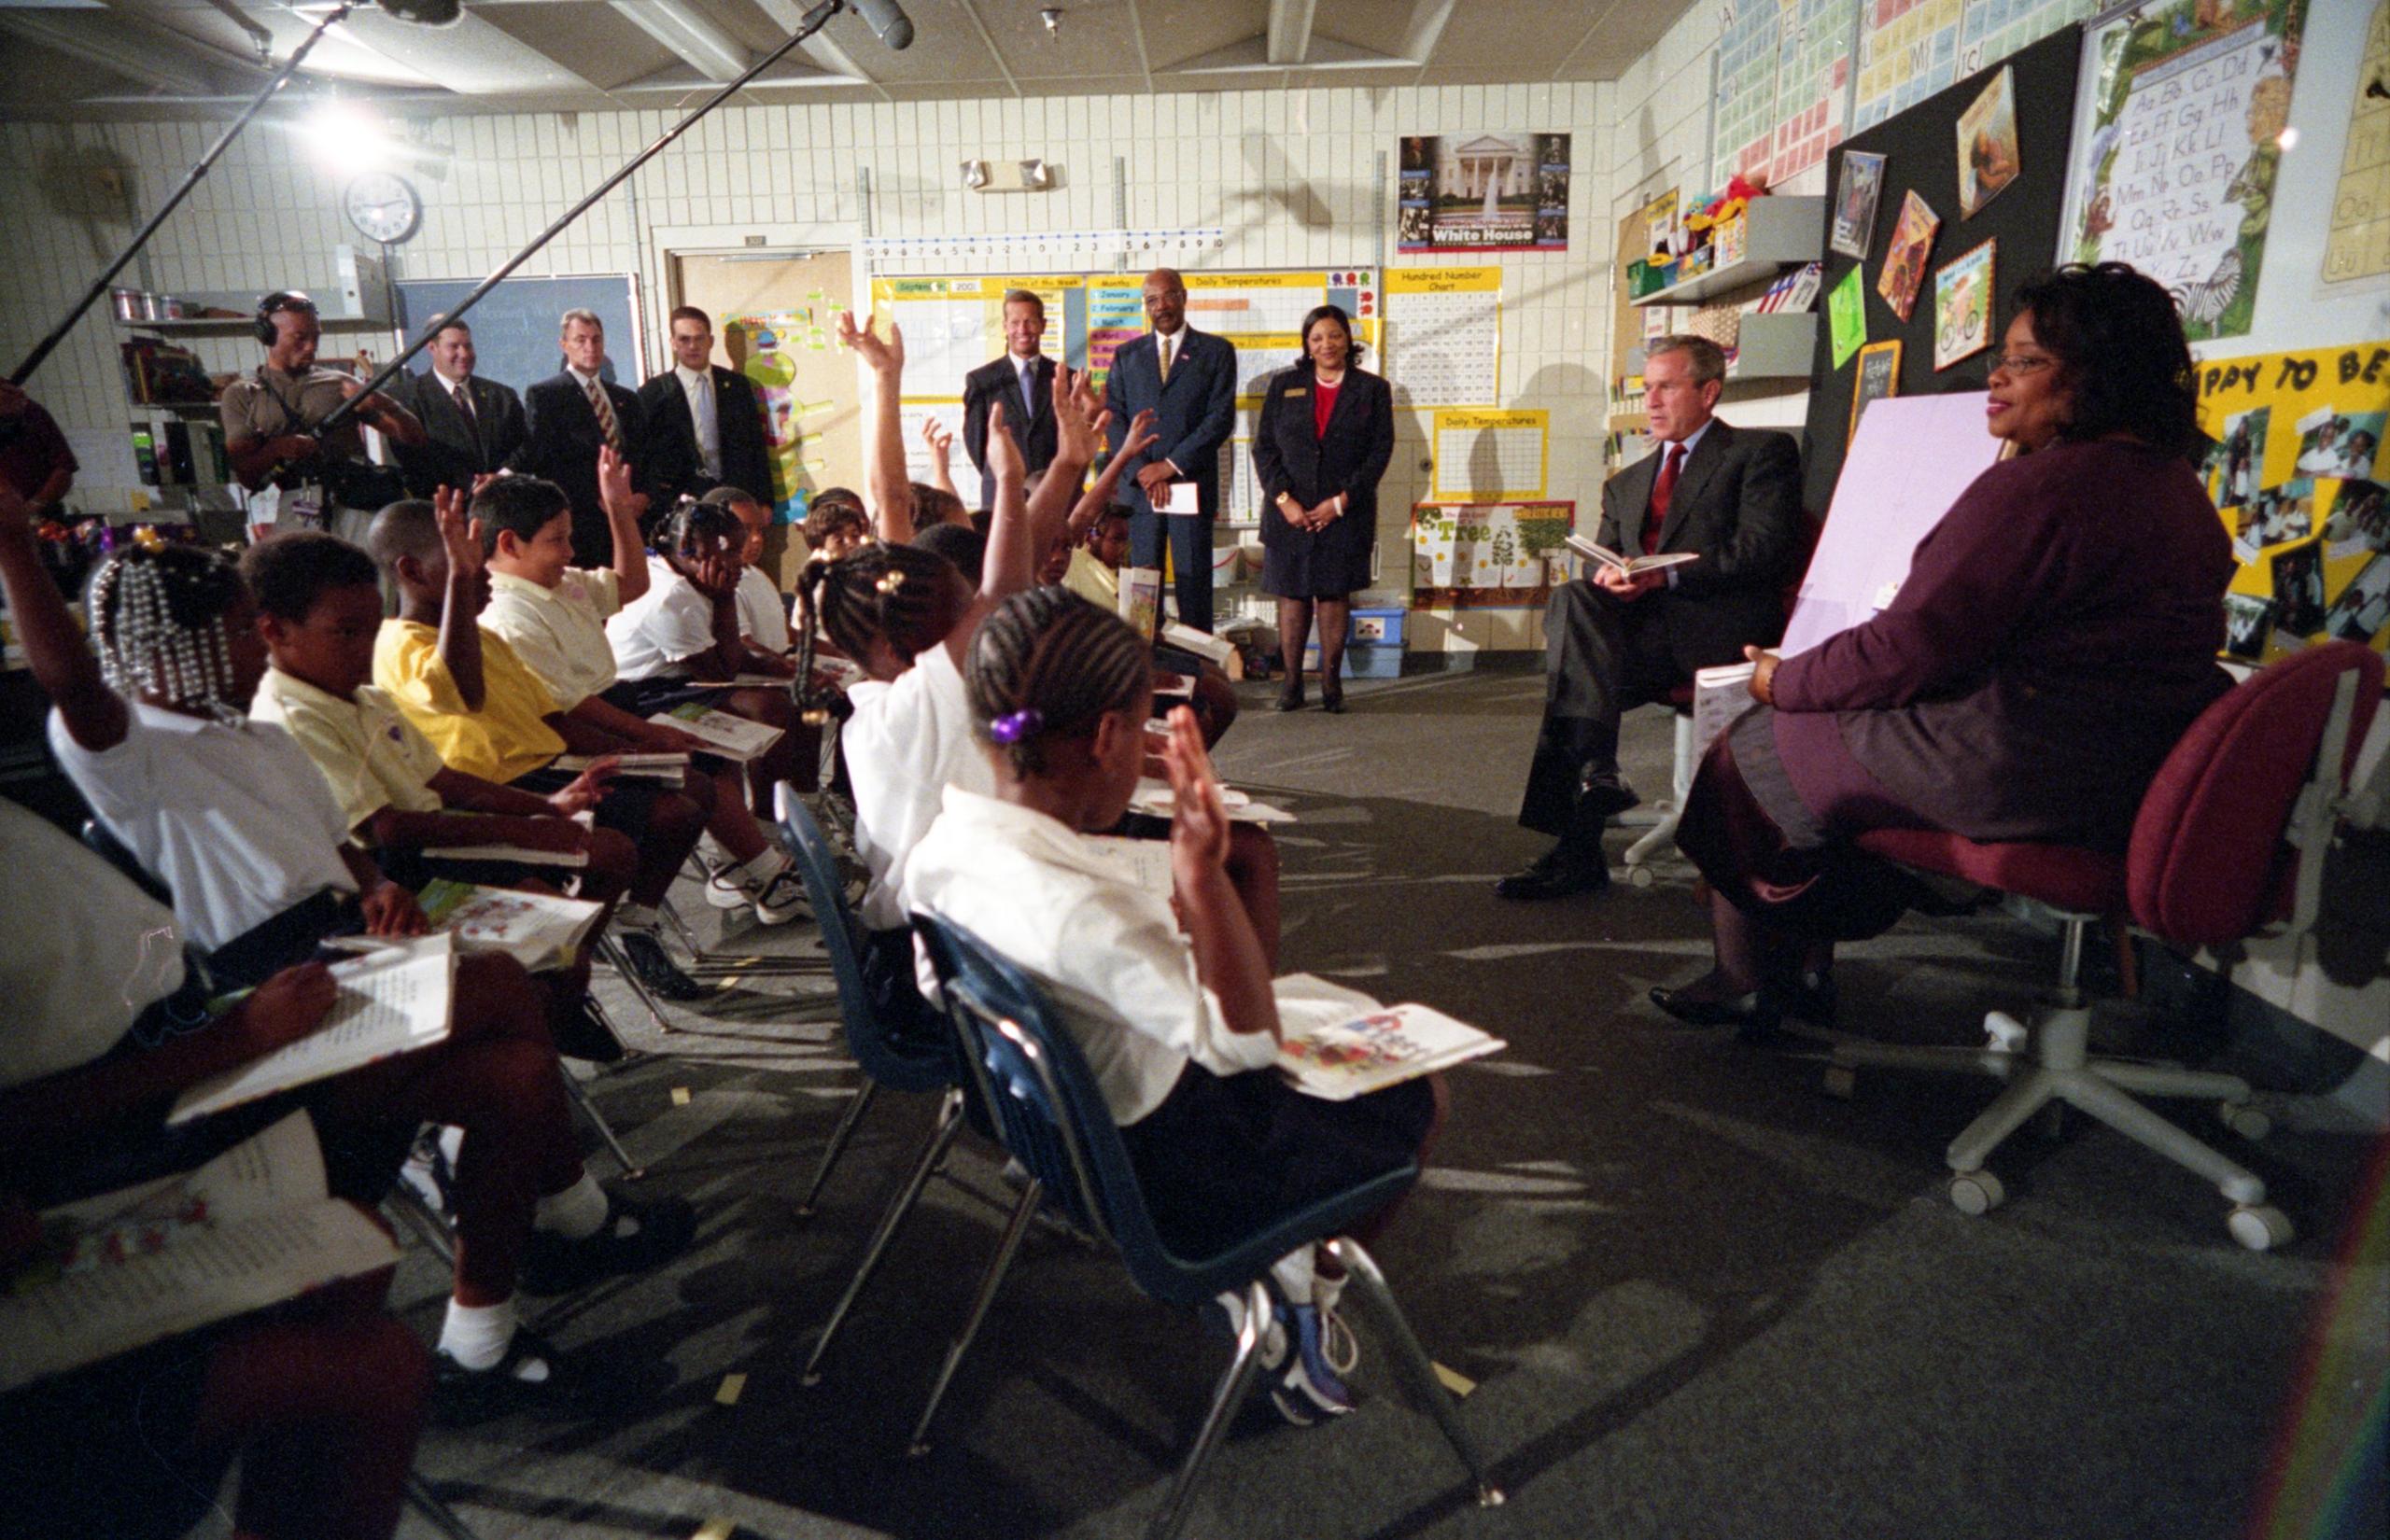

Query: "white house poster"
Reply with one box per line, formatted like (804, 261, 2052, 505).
(1399, 133, 1571, 254)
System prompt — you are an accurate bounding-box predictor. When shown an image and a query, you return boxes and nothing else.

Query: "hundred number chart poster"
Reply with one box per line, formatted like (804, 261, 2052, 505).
(2196, 341, 2390, 665)
(2058, 0, 2308, 343)
(1384, 268, 1501, 409)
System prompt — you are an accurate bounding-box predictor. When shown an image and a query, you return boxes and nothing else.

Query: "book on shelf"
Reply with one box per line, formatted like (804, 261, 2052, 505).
(1270, 974, 1506, 1101)
(325, 880, 604, 973)
(168, 934, 457, 1126)
(0, 1111, 400, 1393)
(552, 751, 688, 786)
(1691, 660, 1759, 762)
(1565, 535, 1699, 578)
(649, 703, 784, 763)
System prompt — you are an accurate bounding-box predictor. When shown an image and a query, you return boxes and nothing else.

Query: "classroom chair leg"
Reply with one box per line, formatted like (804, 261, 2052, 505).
(795, 1079, 878, 1217)
(1328, 1238, 1506, 1509)
(404, 1474, 485, 1540)
(801, 1088, 964, 1386)
(562, 1067, 645, 1181)
(595, 937, 676, 1034)
(1146, 1279, 1276, 1540)
(384, 1184, 455, 1270)
(907, 1176, 1042, 1457)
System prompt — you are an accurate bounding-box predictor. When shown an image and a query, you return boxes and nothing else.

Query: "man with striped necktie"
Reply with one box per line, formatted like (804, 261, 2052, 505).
(513, 309, 653, 566)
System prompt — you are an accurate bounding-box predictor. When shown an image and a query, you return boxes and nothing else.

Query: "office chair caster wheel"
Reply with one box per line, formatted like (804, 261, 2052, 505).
(2218, 1101, 2271, 1141)
(1948, 1169, 2004, 1215)
(2228, 1204, 2292, 1252)
(1821, 1064, 1857, 1099)
(1626, 863, 1654, 889)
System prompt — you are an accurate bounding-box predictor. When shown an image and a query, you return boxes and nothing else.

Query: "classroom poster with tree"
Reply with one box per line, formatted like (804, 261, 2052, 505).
(2060, 0, 2308, 343)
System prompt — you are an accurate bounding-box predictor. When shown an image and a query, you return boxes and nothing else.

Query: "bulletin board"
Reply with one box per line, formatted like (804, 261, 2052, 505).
(1798, 22, 2084, 512)
(1409, 500, 1576, 607)
(2197, 340, 2390, 665)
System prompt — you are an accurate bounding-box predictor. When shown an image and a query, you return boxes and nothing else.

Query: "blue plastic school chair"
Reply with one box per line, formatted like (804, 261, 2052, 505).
(911, 913, 1504, 1540)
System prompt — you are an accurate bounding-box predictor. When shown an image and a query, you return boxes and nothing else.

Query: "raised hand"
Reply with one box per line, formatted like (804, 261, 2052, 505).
(920, 415, 955, 466)
(1162, 704, 1230, 881)
(837, 311, 905, 376)
(1050, 367, 1111, 466)
(433, 484, 484, 579)
(985, 398, 1025, 486)
(1117, 408, 1160, 466)
(596, 442, 638, 516)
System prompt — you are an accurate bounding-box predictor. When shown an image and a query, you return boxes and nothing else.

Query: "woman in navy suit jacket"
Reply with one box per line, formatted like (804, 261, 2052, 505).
(1253, 305, 1395, 712)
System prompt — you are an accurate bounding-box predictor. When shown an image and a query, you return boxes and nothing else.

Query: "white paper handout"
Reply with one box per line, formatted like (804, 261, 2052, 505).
(169, 934, 457, 1126)
(1152, 480, 1199, 515)
(0, 1112, 399, 1392)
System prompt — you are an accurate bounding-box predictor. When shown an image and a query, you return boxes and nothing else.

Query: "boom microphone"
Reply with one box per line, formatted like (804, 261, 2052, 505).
(848, 0, 914, 50)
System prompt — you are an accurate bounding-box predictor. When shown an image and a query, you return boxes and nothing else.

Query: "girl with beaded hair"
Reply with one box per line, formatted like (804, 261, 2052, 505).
(86, 536, 259, 721)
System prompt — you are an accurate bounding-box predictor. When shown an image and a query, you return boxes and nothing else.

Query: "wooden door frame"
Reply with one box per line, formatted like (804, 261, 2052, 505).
(645, 220, 865, 355)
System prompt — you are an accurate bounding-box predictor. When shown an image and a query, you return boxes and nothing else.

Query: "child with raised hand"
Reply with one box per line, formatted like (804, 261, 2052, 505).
(475, 468, 807, 926)
(0, 484, 694, 1420)
(367, 490, 710, 1001)
(903, 585, 1441, 1426)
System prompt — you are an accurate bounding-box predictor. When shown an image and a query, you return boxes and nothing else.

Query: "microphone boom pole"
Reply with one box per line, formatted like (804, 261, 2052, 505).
(9, 0, 375, 386)
(319, 0, 851, 435)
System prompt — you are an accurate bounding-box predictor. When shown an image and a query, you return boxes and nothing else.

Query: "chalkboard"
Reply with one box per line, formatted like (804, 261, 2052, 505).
(394, 274, 645, 399)
(1799, 24, 2085, 513)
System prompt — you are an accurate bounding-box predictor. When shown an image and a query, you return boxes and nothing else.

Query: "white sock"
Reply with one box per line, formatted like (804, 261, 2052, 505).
(1270, 1246, 1315, 1308)
(439, 1295, 547, 1379)
(738, 847, 787, 884)
(616, 903, 659, 931)
(533, 1170, 610, 1239)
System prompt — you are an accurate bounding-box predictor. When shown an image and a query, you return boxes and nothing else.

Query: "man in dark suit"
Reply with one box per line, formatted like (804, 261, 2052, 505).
(1497, 333, 1804, 900)
(960, 288, 1059, 511)
(1101, 268, 1238, 632)
(636, 305, 774, 510)
(511, 307, 651, 566)
(389, 318, 526, 497)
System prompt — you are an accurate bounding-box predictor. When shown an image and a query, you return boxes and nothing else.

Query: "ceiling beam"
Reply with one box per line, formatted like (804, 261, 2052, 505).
(749, 0, 880, 97)
(1399, 0, 1456, 73)
(0, 9, 223, 94)
(1265, 0, 1314, 66)
(330, 4, 598, 95)
(608, 0, 750, 82)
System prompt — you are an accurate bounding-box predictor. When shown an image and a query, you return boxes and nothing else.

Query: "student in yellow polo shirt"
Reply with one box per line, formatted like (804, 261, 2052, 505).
(365, 493, 710, 1001)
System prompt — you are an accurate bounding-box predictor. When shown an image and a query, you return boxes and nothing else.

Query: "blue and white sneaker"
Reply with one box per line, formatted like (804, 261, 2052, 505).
(1270, 1301, 1357, 1425)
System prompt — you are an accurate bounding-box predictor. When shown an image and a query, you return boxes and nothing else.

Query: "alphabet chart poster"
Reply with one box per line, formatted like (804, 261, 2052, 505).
(2058, 0, 2307, 343)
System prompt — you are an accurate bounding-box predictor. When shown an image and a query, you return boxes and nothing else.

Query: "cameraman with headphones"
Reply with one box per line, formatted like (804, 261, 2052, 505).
(220, 290, 426, 536)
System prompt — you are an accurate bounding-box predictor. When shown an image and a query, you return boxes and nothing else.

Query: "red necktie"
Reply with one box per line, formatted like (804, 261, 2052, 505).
(1643, 442, 1685, 555)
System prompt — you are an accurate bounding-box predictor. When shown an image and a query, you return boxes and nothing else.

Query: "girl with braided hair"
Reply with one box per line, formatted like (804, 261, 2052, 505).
(905, 585, 1441, 1428)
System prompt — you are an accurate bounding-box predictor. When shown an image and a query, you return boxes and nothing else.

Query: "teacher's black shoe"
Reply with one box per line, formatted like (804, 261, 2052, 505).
(1495, 843, 1610, 901)
(1648, 984, 1786, 1042)
(1275, 679, 1307, 712)
(1320, 681, 1345, 713)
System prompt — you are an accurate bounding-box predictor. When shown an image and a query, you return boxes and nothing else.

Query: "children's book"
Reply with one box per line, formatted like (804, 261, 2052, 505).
(420, 840, 590, 867)
(650, 703, 784, 763)
(1566, 534, 1700, 578)
(1270, 973, 1506, 1101)
(1118, 567, 1163, 644)
(327, 880, 603, 973)
(0, 1111, 399, 1392)
(552, 751, 689, 786)
(1692, 660, 1759, 762)
(168, 935, 457, 1126)
(1158, 622, 1236, 668)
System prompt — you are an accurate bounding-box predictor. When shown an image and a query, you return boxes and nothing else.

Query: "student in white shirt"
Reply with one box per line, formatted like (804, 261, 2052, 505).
(904, 585, 1441, 1426)
(475, 469, 806, 923)
(699, 483, 797, 666)
(0, 496, 694, 1418)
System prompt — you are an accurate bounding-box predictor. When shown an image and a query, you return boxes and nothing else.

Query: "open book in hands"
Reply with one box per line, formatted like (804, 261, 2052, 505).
(649, 703, 785, 763)
(1567, 534, 1699, 579)
(323, 879, 605, 973)
(0, 1111, 399, 1392)
(168, 933, 458, 1126)
(1271, 973, 1505, 1101)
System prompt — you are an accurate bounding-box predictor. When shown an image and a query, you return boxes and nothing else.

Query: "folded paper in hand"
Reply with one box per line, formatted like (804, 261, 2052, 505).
(1567, 534, 1698, 578)
(1152, 480, 1198, 515)
(1271, 973, 1505, 1100)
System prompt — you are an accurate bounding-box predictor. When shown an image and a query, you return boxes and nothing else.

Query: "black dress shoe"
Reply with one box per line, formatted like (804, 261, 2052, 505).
(1320, 682, 1345, 713)
(1274, 681, 1306, 711)
(618, 930, 705, 1001)
(1494, 846, 1610, 901)
(1648, 985, 1785, 1041)
(519, 1183, 698, 1295)
(1578, 777, 1640, 822)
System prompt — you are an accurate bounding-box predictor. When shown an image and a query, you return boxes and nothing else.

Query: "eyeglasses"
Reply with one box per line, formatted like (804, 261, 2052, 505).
(1992, 354, 2058, 375)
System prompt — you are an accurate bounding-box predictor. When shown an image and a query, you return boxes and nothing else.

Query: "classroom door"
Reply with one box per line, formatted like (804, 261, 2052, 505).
(671, 249, 859, 585)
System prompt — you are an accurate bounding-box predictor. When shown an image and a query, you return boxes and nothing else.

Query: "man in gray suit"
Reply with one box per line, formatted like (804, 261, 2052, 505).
(390, 318, 526, 497)
(1102, 268, 1238, 632)
(1497, 333, 1804, 900)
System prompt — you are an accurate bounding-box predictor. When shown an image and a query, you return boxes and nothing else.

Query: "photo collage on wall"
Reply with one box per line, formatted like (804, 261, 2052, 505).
(2197, 343, 2390, 665)
(1398, 134, 1571, 254)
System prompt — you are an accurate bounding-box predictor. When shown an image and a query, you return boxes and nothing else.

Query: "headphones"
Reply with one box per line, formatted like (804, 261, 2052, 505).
(253, 290, 317, 347)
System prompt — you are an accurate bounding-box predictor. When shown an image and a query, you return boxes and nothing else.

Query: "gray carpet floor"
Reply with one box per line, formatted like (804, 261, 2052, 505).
(379, 667, 2383, 1540)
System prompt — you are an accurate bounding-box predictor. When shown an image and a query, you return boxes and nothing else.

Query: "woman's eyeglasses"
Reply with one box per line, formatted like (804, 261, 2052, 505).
(1992, 354, 2057, 375)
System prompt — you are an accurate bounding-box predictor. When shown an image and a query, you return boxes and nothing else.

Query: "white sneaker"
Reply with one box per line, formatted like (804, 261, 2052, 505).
(703, 862, 751, 910)
(747, 860, 808, 925)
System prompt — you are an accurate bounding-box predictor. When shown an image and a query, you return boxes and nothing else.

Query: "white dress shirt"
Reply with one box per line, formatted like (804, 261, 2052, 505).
(735, 565, 792, 653)
(902, 786, 1279, 1125)
(608, 553, 717, 682)
(676, 364, 721, 480)
(840, 644, 994, 930)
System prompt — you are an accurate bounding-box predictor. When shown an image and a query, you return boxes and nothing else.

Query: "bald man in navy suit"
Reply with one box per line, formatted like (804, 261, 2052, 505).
(1102, 268, 1238, 632)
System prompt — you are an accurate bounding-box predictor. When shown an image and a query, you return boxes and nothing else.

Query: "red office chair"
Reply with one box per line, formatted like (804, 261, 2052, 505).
(1825, 641, 2383, 1250)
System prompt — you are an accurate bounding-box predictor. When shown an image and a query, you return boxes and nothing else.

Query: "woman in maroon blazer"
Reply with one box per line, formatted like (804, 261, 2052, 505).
(1254, 305, 1395, 712)
(1657, 263, 2234, 1033)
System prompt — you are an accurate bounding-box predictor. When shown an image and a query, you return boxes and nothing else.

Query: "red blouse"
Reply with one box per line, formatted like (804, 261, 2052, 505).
(1312, 377, 1342, 440)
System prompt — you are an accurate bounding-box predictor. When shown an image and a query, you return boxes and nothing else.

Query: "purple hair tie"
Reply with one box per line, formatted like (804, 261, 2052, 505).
(989, 708, 1044, 745)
